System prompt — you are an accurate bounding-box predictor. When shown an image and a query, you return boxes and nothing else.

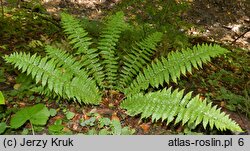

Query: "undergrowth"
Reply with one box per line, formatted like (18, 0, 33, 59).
(2, 11, 243, 134)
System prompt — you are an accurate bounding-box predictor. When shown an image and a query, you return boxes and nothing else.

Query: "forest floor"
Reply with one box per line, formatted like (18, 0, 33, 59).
(41, 0, 250, 134)
(0, 0, 249, 135)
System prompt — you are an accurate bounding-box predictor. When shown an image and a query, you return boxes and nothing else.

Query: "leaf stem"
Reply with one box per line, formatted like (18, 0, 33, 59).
(30, 122, 35, 135)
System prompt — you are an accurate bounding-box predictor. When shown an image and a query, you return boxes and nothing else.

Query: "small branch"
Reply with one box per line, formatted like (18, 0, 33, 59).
(232, 28, 250, 44)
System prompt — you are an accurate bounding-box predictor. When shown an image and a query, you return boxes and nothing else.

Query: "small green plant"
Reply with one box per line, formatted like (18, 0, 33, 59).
(0, 91, 8, 134)
(4, 12, 243, 133)
(10, 104, 50, 134)
(49, 108, 57, 116)
(0, 122, 7, 134)
(0, 91, 5, 105)
(65, 111, 75, 120)
(48, 119, 66, 135)
(82, 115, 135, 135)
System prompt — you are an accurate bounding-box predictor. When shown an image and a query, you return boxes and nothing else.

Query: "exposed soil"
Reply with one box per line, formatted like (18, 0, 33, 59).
(183, 0, 250, 50)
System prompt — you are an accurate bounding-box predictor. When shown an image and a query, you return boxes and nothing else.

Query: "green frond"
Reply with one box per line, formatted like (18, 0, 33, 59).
(31, 86, 60, 99)
(61, 12, 92, 54)
(125, 44, 229, 95)
(45, 45, 84, 78)
(80, 48, 105, 88)
(118, 32, 163, 89)
(4, 52, 101, 104)
(61, 13, 105, 87)
(121, 88, 243, 132)
(98, 11, 127, 88)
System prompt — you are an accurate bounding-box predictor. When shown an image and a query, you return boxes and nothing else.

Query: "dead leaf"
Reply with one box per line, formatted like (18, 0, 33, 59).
(72, 113, 81, 121)
(62, 127, 71, 132)
(109, 90, 120, 95)
(176, 125, 184, 133)
(220, 101, 226, 107)
(111, 112, 120, 121)
(18, 102, 26, 107)
(72, 124, 79, 131)
(83, 114, 89, 120)
(140, 123, 150, 133)
(96, 108, 113, 115)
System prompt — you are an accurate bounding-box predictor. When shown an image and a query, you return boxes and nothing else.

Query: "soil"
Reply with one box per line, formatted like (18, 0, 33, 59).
(40, 0, 250, 50)
(183, 0, 250, 50)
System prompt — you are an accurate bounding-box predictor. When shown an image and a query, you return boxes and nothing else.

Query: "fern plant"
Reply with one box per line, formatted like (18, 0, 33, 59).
(4, 12, 243, 132)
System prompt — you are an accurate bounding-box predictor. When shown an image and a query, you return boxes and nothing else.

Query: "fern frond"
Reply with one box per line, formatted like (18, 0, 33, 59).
(125, 44, 229, 95)
(121, 88, 242, 132)
(118, 32, 163, 89)
(61, 13, 92, 54)
(45, 45, 84, 77)
(98, 12, 127, 88)
(4, 52, 101, 104)
(61, 13, 105, 87)
(80, 48, 105, 88)
(31, 86, 61, 99)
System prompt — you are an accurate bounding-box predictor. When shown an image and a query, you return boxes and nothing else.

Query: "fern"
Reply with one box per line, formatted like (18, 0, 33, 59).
(4, 12, 243, 133)
(125, 44, 229, 95)
(4, 51, 101, 104)
(97, 12, 127, 88)
(121, 88, 242, 132)
(61, 13, 92, 54)
(45, 45, 84, 78)
(61, 13, 104, 87)
(118, 32, 163, 89)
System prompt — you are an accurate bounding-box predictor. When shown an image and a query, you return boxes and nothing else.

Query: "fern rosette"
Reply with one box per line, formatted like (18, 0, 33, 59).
(4, 12, 243, 133)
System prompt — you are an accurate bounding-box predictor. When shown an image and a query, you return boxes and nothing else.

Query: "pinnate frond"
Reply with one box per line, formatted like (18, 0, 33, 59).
(118, 32, 163, 89)
(98, 12, 127, 88)
(125, 44, 229, 95)
(4, 52, 101, 104)
(121, 88, 242, 132)
(61, 12, 92, 54)
(61, 13, 104, 87)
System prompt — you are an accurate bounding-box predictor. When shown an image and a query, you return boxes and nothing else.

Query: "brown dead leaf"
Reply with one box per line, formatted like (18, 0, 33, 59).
(140, 123, 150, 133)
(51, 115, 64, 121)
(199, 95, 205, 100)
(176, 125, 184, 133)
(220, 101, 226, 107)
(96, 108, 113, 115)
(72, 113, 81, 121)
(83, 114, 89, 120)
(18, 102, 26, 107)
(62, 127, 71, 132)
(72, 124, 79, 131)
(111, 112, 120, 121)
(109, 90, 120, 95)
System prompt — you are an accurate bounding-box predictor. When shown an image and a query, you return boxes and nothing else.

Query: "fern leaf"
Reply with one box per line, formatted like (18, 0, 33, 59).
(61, 13, 92, 54)
(45, 45, 84, 78)
(4, 52, 101, 104)
(61, 13, 105, 87)
(118, 32, 163, 89)
(80, 48, 105, 88)
(121, 88, 243, 132)
(125, 44, 229, 95)
(98, 12, 127, 88)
